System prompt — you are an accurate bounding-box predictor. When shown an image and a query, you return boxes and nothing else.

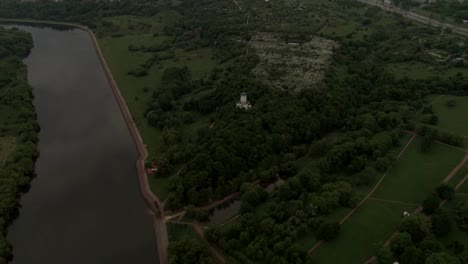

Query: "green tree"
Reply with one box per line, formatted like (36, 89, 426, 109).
(425, 252, 461, 264)
(423, 193, 441, 214)
(456, 201, 468, 231)
(419, 240, 443, 255)
(431, 210, 452, 237)
(168, 238, 215, 264)
(436, 184, 455, 201)
(400, 246, 425, 264)
(399, 214, 431, 242)
(0, 236, 11, 263)
(390, 232, 412, 256)
(376, 246, 393, 264)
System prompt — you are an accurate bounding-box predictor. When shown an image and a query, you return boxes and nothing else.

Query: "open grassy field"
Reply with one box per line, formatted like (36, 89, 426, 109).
(289, 134, 413, 252)
(371, 139, 465, 203)
(0, 136, 15, 164)
(430, 95, 468, 136)
(310, 199, 415, 263)
(310, 137, 464, 263)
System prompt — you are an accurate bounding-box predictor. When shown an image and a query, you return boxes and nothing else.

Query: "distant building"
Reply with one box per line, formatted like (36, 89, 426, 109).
(236, 92, 252, 110)
(145, 162, 158, 175)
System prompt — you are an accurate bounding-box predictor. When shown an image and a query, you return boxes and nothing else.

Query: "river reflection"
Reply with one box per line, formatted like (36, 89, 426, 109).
(2, 24, 157, 264)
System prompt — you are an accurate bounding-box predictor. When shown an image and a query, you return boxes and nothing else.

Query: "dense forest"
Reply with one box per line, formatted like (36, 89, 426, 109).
(1, 0, 468, 263)
(0, 27, 37, 264)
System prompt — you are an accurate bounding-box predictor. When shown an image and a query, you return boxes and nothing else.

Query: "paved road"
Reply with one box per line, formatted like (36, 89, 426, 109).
(356, 0, 468, 37)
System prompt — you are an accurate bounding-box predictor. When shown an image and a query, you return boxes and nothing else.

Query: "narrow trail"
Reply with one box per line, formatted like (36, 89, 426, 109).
(317, 22, 328, 34)
(199, 192, 240, 210)
(435, 140, 468, 153)
(405, 130, 468, 153)
(443, 152, 468, 183)
(364, 152, 468, 264)
(232, 0, 242, 11)
(193, 224, 226, 264)
(368, 197, 419, 206)
(307, 133, 416, 254)
(430, 95, 444, 105)
(174, 222, 226, 264)
(456, 174, 468, 190)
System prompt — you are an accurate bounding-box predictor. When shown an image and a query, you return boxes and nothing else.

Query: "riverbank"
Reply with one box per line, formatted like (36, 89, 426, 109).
(0, 18, 168, 264)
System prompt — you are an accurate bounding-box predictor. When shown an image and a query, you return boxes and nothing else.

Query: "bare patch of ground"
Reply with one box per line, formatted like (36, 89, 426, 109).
(249, 33, 338, 91)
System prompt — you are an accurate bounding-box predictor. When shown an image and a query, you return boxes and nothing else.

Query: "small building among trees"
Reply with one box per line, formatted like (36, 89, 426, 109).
(236, 92, 252, 110)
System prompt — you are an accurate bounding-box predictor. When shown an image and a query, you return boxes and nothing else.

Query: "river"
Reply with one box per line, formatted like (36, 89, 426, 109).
(3, 24, 157, 264)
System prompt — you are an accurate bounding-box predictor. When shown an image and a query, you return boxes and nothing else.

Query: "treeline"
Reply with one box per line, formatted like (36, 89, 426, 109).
(168, 238, 215, 264)
(0, 0, 165, 26)
(0, 27, 37, 264)
(377, 184, 467, 263)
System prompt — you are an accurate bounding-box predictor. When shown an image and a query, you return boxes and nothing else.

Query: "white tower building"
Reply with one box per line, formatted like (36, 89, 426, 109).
(236, 92, 251, 110)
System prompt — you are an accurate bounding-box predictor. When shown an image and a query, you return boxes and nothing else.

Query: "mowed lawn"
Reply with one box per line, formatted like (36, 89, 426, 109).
(431, 95, 468, 136)
(310, 138, 465, 263)
(310, 200, 414, 264)
(371, 139, 465, 203)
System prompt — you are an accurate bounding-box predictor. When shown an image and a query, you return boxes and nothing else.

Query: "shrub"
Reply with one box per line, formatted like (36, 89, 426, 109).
(436, 184, 455, 200)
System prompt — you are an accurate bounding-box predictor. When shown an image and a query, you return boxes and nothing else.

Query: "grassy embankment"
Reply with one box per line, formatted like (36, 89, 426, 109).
(96, 14, 218, 199)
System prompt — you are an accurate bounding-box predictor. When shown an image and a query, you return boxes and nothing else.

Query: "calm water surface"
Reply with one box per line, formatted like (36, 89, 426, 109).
(4, 25, 157, 264)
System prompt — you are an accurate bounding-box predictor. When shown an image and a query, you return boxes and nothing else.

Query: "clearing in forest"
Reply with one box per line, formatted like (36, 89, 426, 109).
(249, 33, 337, 91)
(311, 199, 414, 264)
(371, 139, 465, 202)
(310, 138, 465, 263)
(430, 95, 468, 136)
